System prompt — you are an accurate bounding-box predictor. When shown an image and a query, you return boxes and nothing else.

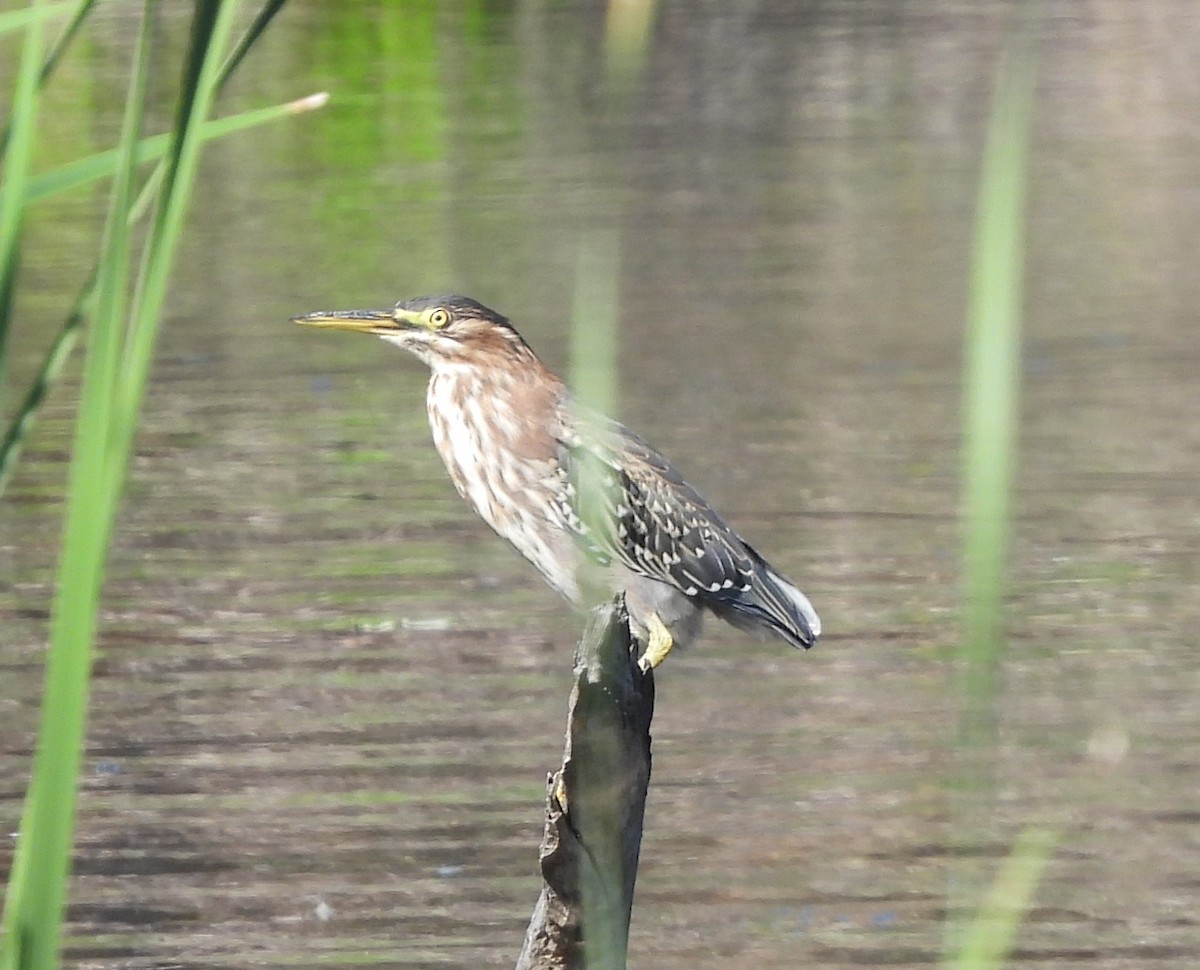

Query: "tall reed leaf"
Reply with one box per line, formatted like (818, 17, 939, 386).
(217, 0, 289, 88)
(37, 0, 98, 85)
(0, 0, 47, 388)
(0, 302, 84, 497)
(0, 1, 93, 158)
(24, 95, 323, 206)
(0, 2, 301, 966)
(947, 13, 1040, 966)
(110, 0, 241, 481)
(0, 92, 327, 497)
(0, 2, 70, 37)
(959, 27, 1037, 779)
(947, 827, 1057, 970)
(0, 7, 155, 967)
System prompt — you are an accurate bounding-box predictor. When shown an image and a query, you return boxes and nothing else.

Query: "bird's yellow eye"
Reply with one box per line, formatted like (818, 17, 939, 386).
(429, 308, 451, 329)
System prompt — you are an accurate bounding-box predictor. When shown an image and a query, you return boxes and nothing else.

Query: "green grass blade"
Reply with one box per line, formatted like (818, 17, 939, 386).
(0, 1, 71, 36)
(217, 0, 290, 90)
(2, 1, 314, 957)
(2, 94, 326, 499)
(947, 828, 1057, 970)
(946, 11, 1038, 965)
(569, 230, 620, 416)
(0, 304, 83, 496)
(0, 0, 47, 393)
(0, 1, 95, 158)
(110, 0, 243, 493)
(0, 4, 155, 965)
(25, 93, 328, 205)
(604, 0, 657, 96)
(92, 0, 157, 461)
(959, 28, 1037, 768)
(37, 0, 99, 82)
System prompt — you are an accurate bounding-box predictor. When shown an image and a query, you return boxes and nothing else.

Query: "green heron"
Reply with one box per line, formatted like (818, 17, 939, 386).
(294, 295, 820, 670)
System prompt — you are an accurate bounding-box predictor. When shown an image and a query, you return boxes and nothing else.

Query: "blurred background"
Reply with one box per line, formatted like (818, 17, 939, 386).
(2, 1, 1198, 966)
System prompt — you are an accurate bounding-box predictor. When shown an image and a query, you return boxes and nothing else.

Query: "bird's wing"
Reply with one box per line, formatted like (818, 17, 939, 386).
(551, 399, 819, 648)
(552, 402, 759, 598)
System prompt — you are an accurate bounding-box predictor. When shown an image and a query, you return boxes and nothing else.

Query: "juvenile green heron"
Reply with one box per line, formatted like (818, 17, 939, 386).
(294, 295, 820, 670)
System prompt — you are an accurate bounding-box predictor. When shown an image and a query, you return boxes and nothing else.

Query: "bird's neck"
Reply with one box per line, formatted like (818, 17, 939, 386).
(426, 354, 563, 474)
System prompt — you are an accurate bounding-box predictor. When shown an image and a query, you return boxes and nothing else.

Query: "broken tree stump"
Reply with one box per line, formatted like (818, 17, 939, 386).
(515, 597, 655, 970)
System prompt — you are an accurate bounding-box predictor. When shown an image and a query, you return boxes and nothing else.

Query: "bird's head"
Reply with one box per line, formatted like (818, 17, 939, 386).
(293, 295, 530, 368)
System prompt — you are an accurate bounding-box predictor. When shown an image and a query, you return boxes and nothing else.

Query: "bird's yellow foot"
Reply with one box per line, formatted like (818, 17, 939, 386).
(637, 613, 674, 672)
(552, 771, 569, 812)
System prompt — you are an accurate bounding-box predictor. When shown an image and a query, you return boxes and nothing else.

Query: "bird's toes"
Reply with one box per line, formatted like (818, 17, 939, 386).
(636, 613, 674, 671)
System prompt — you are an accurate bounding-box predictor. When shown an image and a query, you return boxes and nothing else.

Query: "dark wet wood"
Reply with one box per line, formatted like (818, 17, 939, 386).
(515, 597, 655, 970)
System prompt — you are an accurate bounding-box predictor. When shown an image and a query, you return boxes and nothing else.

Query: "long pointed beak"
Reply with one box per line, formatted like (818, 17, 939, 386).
(291, 309, 400, 333)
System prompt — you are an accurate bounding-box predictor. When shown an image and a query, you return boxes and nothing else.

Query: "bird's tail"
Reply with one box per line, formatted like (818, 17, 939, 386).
(740, 547, 821, 650)
(712, 546, 821, 650)
(762, 569, 821, 649)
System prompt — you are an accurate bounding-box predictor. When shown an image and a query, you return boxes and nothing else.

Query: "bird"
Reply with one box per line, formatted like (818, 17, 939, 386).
(293, 295, 820, 671)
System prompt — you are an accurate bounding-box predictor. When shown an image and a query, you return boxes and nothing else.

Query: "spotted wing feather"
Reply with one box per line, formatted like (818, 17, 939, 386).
(553, 402, 818, 648)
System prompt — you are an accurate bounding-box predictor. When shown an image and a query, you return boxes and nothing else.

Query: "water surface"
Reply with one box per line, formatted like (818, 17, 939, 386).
(2, 2, 1198, 967)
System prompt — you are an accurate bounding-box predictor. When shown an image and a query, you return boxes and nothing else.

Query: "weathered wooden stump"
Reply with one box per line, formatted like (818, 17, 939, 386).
(515, 597, 655, 970)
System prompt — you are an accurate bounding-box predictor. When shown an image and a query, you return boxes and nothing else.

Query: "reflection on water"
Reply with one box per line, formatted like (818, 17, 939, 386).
(2, 2, 1199, 967)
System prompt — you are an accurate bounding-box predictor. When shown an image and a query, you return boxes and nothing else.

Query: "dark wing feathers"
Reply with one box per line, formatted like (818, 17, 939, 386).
(554, 401, 816, 647)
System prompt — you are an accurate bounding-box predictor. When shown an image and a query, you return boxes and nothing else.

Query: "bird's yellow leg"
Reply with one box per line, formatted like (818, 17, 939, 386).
(637, 612, 674, 672)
